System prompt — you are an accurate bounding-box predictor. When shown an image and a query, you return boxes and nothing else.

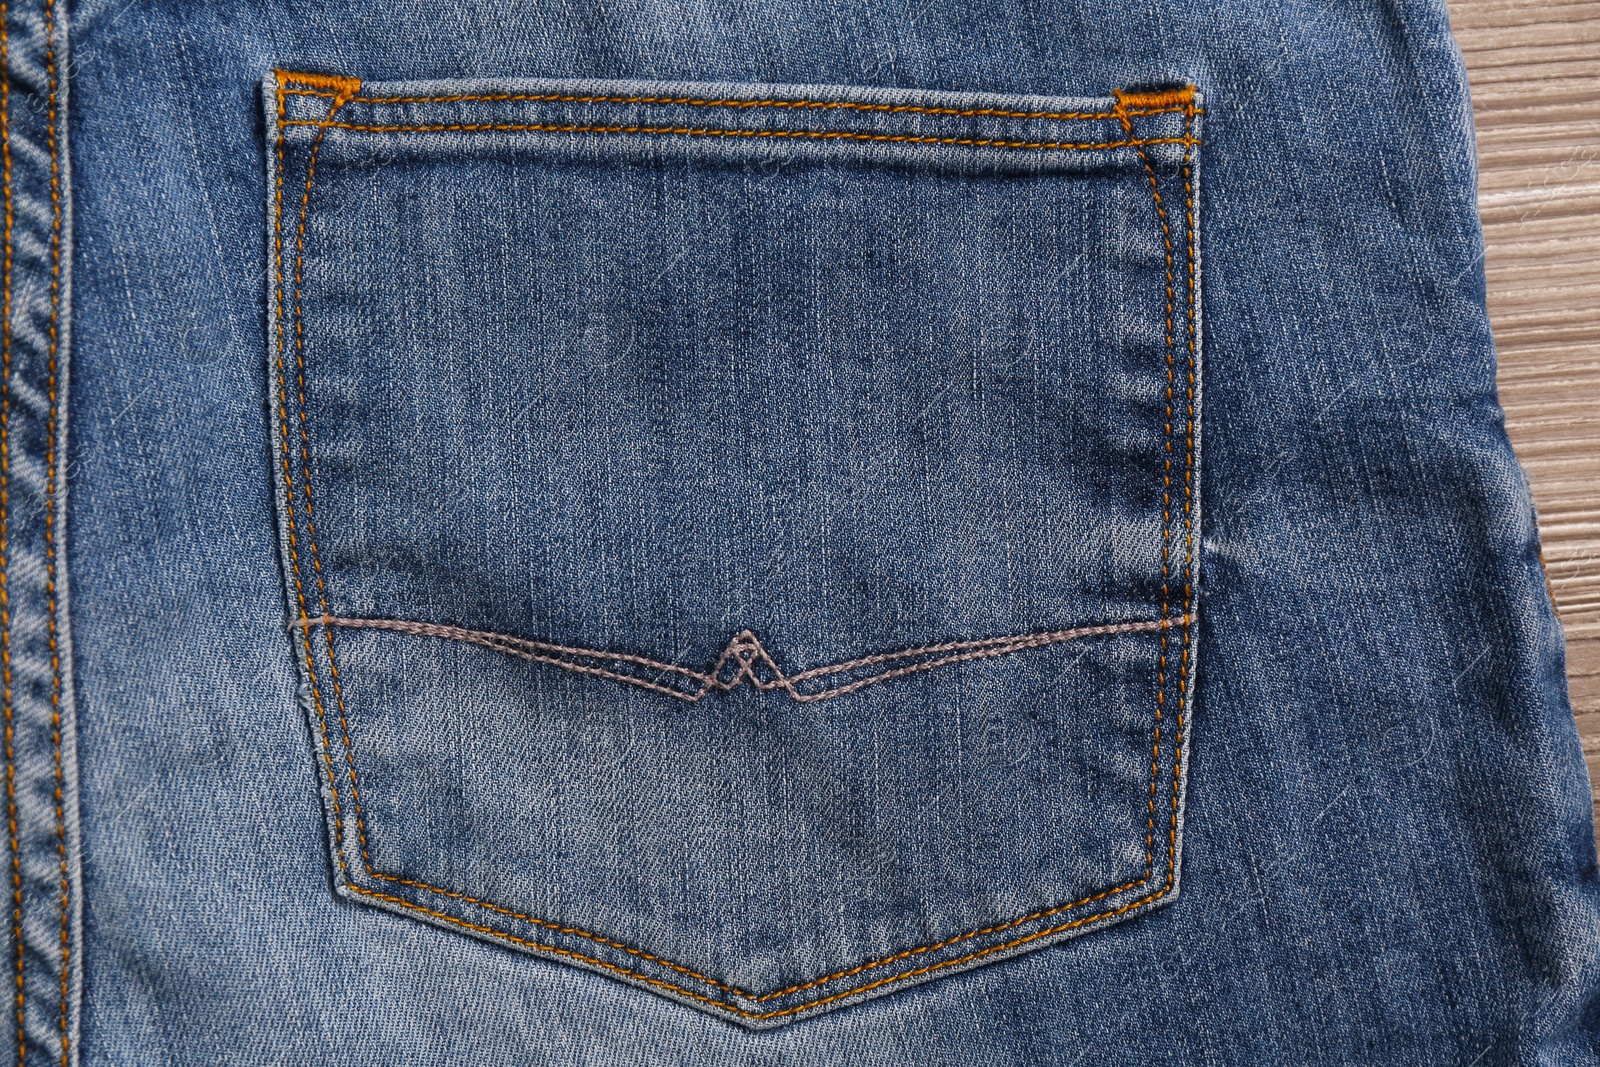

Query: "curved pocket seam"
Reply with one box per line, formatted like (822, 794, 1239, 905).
(269, 69, 1201, 1021)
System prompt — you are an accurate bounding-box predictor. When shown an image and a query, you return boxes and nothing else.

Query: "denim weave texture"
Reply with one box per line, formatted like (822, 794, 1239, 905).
(267, 72, 1202, 1027)
(37, 0, 1600, 1062)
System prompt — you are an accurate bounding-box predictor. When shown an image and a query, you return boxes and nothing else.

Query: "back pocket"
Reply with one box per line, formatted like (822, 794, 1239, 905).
(265, 69, 1202, 1028)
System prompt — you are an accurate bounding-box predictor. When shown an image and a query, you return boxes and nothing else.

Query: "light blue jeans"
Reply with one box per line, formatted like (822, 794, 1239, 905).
(0, 0, 1593, 1061)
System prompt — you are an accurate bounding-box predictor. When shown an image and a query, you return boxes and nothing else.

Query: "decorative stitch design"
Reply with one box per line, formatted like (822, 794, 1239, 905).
(273, 73, 1201, 1021)
(298, 616, 1175, 705)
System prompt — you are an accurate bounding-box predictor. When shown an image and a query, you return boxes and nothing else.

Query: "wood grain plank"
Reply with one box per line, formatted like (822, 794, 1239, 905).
(1449, 0, 1600, 816)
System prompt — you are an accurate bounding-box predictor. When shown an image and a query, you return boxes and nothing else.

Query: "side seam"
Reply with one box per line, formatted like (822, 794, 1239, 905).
(0, 0, 77, 1061)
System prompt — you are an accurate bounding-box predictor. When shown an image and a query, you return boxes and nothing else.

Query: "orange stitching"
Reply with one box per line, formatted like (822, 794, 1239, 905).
(1116, 87, 1196, 111)
(271, 74, 356, 876)
(304, 613, 1167, 999)
(276, 70, 360, 94)
(277, 71, 1200, 1016)
(369, 862, 1150, 1003)
(279, 119, 1196, 154)
(294, 609, 1175, 1003)
(281, 84, 1200, 120)
(350, 89, 1123, 119)
(361, 870, 746, 995)
(747, 883, 1174, 1019)
(303, 616, 1176, 704)
(301, 78, 1192, 1013)
(349, 879, 1173, 1020)
(42, 0, 67, 1055)
(1113, 89, 1179, 889)
(749, 872, 1147, 1002)
(345, 883, 750, 1012)
(284, 78, 372, 872)
(0, 2, 18, 1058)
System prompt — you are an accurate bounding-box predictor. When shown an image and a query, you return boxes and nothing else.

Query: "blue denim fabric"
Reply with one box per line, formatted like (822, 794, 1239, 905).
(0, 0, 82, 1060)
(265, 72, 1202, 1027)
(0, 0, 1587, 1061)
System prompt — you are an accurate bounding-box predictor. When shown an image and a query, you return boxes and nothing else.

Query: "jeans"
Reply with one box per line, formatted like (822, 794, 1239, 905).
(0, 0, 1593, 1061)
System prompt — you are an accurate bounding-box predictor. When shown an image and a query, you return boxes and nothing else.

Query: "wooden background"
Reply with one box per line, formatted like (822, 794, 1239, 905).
(1449, 1, 1600, 817)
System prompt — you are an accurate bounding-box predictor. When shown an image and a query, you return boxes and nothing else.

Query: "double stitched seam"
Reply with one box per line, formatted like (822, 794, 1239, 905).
(1112, 90, 1177, 890)
(344, 874, 1175, 1021)
(0, 1, 17, 1057)
(290, 80, 1191, 1017)
(42, 0, 66, 1054)
(757, 87, 1227, 1028)
(296, 618, 1177, 1001)
(748, 867, 1148, 1003)
(274, 74, 757, 1004)
(280, 75, 1196, 1018)
(271, 72, 358, 885)
(300, 616, 1175, 706)
(1178, 100, 1197, 879)
(280, 84, 1200, 121)
(284, 86, 374, 876)
(279, 119, 1195, 154)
